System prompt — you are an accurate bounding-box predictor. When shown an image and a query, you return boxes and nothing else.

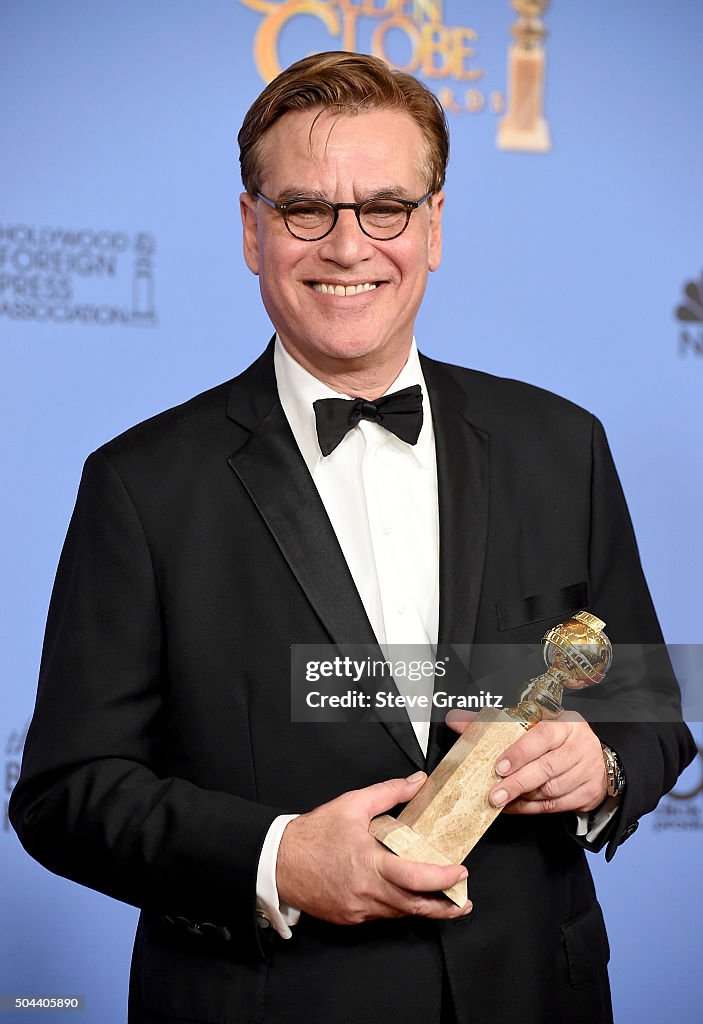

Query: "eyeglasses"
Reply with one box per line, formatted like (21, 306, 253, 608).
(254, 191, 432, 241)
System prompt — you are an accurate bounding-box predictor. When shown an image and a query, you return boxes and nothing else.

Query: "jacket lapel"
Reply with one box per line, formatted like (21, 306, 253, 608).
(225, 342, 424, 768)
(420, 355, 491, 771)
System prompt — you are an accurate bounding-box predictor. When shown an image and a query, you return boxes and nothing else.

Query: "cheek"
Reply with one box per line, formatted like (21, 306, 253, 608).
(261, 234, 309, 282)
(258, 251, 307, 317)
(393, 235, 431, 281)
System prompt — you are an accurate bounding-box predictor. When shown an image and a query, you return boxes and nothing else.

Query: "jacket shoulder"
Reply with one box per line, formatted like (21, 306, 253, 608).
(422, 355, 598, 435)
(91, 378, 236, 474)
(94, 343, 275, 473)
(103, 376, 232, 448)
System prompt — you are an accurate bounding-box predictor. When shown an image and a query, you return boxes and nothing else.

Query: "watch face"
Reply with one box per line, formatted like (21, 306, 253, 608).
(603, 745, 625, 797)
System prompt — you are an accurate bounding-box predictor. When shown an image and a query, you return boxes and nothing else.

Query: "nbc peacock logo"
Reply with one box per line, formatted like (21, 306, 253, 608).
(675, 271, 703, 356)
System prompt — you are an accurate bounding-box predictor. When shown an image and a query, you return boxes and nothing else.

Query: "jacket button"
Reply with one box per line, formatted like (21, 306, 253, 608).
(256, 912, 272, 930)
(619, 820, 639, 843)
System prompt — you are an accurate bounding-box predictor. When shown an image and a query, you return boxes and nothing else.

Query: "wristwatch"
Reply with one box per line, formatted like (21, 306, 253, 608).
(601, 743, 627, 798)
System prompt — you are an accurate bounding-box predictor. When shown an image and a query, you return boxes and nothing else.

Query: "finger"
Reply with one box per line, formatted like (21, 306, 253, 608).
(501, 780, 602, 816)
(383, 887, 473, 920)
(376, 872, 473, 920)
(559, 710, 587, 724)
(380, 850, 468, 897)
(445, 709, 479, 735)
(494, 719, 574, 777)
(356, 771, 428, 819)
(513, 762, 591, 804)
(514, 761, 607, 813)
(489, 749, 581, 807)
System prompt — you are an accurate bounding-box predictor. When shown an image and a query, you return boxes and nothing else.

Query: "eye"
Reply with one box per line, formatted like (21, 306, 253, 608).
(286, 201, 332, 226)
(361, 201, 407, 226)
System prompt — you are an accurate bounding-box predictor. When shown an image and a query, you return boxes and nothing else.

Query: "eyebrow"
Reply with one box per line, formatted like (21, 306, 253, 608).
(273, 185, 417, 204)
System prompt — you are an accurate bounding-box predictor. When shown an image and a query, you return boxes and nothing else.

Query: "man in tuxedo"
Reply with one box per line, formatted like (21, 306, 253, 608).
(11, 52, 695, 1024)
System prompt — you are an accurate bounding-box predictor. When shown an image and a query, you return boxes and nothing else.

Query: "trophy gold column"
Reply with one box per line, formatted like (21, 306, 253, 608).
(497, 0, 552, 153)
(369, 612, 612, 905)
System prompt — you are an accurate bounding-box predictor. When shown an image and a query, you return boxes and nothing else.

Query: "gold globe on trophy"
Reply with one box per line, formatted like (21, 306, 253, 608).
(506, 610, 612, 725)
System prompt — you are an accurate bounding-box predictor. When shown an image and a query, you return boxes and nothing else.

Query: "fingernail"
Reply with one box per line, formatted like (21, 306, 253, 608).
(406, 771, 426, 784)
(463, 901, 473, 914)
(496, 759, 511, 775)
(459, 867, 468, 881)
(491, 788, 508, 807)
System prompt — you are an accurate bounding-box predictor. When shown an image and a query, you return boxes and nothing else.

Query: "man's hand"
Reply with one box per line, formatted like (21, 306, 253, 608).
(276, 772, 472, 925)
(447, 711, 607, 815)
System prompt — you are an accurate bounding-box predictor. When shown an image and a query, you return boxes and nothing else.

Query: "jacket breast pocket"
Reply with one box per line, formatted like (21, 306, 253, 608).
(496, 581, 588, 632)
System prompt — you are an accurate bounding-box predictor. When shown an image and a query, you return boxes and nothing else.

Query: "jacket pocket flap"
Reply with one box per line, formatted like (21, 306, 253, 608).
(496, 581, 588, 631)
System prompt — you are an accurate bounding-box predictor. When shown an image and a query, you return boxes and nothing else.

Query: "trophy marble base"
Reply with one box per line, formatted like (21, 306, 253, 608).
(370, 709, 527, 906)
(369, 814, 469, 907)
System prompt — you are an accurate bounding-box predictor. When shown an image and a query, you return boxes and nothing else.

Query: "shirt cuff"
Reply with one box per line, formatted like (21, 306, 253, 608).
(256, 813, 301, 940)
(574, 797, 620, 843)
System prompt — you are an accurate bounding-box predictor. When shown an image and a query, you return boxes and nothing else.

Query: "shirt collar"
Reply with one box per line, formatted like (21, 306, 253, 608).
(274, 335, 433, 475)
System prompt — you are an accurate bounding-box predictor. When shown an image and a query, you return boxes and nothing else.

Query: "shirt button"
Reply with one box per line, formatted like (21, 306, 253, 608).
(396, 602, 406, 614)
(382, 524, 393, 535)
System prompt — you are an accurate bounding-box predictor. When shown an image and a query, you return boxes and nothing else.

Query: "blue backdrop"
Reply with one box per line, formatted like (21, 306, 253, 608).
(2, 2, 701, 1021)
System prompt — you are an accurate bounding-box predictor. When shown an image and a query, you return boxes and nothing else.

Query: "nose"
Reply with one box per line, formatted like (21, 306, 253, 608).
(317, 208, 375, 266)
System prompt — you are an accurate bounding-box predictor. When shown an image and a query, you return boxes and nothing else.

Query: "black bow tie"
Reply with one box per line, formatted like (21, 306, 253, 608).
(313, 384, 423, 457)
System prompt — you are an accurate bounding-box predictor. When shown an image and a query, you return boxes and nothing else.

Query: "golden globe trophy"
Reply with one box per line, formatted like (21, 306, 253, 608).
(497, 0, 552, 153)
(369, 611, 612, 905)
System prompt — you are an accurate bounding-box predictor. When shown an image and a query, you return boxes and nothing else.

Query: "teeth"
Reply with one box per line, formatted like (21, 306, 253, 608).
(311, 282, 377, 296)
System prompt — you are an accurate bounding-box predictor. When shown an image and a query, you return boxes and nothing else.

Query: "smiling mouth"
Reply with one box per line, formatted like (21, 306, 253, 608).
(308, 281, 380, 296)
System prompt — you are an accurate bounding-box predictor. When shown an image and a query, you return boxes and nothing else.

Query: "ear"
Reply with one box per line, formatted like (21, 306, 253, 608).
(240, 192, 260, 276)
(427, 190, 444, 272)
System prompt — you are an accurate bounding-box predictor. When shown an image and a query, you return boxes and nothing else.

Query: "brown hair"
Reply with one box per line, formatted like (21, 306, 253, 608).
(238, 51, 449, 196)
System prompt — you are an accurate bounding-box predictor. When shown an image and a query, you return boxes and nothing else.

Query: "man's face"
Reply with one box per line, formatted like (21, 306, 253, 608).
(240, 107, 444, 380)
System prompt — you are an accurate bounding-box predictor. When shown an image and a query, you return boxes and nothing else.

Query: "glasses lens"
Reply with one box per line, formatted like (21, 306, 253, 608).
(285, 201, 335, 239)
(360, 200, 408, 239)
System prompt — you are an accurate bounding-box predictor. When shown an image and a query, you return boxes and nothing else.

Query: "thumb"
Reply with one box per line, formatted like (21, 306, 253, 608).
(558, 710, 585, 723)
(357, 771, 428, 819)
(445, 709, 478, 735)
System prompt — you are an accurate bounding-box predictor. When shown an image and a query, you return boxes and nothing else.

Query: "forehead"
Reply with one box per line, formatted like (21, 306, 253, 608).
(257, 107, 427, 195)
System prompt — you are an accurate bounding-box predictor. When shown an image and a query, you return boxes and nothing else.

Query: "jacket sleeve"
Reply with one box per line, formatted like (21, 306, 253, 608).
(568, 417, 696, 859)
(9, 449, 283, 948)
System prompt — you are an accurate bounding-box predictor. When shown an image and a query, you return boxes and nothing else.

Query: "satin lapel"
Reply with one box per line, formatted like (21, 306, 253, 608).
(420, 355, 491, 771)
(225, 342, 424, 769)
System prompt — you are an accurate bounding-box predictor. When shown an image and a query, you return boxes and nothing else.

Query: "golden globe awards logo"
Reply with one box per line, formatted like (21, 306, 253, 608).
(239, 0, 507, 121)
(238, 0, 553, 150)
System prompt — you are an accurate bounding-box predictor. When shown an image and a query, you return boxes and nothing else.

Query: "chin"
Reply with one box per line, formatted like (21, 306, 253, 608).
(290, 333, 382, 366)
(316, 327, 400, 361)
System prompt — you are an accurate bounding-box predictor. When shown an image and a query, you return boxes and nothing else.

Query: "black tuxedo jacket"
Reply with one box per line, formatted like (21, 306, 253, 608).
(11, 342, 695, 1024)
